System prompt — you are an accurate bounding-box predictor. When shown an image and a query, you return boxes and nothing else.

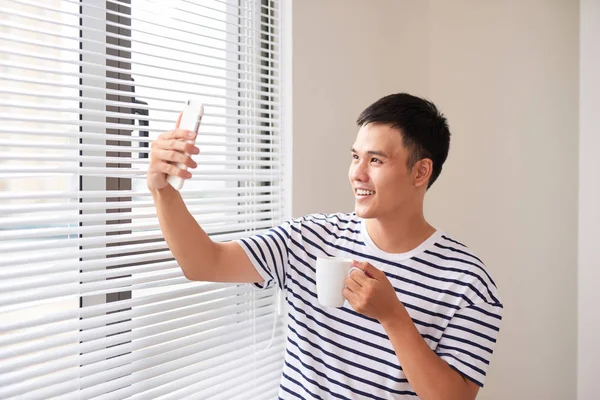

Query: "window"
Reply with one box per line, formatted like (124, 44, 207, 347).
(0, 0, 286, 398)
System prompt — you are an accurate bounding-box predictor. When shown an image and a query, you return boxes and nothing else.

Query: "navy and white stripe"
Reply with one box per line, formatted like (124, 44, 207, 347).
(237, 212, 503, 399)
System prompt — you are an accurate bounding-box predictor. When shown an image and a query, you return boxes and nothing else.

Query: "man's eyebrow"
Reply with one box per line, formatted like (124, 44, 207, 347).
(351, 147, 389, 158)
(368, 150, 389, 158)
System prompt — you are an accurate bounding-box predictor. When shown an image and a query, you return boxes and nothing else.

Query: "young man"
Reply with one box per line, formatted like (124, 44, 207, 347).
(148, 93, 503, 399)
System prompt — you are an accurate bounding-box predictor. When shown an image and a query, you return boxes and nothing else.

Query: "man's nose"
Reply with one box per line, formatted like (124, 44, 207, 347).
(350, 161, 368, 182)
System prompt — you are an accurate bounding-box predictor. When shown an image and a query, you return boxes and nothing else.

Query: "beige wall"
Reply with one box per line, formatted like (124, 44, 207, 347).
(291, 0, 430, 216)
(426, 1, 579, 399)
(292, 1, 580, 399)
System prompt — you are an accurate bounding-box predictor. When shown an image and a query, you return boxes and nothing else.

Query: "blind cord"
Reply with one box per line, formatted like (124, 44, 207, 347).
(261, 286, 281, 352)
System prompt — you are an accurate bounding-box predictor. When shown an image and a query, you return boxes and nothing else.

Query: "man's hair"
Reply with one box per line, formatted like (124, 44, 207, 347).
(356, 93, 451, 189)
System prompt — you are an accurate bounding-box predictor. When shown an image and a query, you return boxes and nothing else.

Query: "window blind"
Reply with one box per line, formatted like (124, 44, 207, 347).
(0, 0, 287, 399)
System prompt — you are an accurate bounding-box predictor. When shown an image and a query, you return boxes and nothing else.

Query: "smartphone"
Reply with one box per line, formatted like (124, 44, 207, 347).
(167, 100, 204, 191)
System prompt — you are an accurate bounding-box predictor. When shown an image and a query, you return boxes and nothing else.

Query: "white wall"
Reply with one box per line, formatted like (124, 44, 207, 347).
(578, 0, 600, 399)
(292, 1, 580, 399)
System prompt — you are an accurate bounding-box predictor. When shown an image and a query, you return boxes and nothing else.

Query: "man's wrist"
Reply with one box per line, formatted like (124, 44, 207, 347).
(149, 183, 175, 197)
(379, 301, 412, 330)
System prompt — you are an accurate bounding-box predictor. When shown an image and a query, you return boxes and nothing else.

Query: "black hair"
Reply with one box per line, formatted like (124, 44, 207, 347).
(356, 93, 451, 188)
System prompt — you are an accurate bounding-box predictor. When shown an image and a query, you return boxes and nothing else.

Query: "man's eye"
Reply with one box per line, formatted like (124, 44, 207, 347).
(371, 158, 382, 163)
(352, 154, 359, 160)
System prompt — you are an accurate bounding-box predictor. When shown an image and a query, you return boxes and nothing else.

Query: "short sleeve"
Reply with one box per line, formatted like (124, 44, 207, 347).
(435, 302, 503, 387)
(235, 220, 292, 291)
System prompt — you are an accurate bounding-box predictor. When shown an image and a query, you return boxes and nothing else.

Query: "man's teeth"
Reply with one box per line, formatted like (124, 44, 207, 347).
(357, 189, 375, 195)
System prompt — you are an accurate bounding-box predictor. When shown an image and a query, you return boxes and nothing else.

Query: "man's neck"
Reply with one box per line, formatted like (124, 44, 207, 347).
(365, 210, 436, 254)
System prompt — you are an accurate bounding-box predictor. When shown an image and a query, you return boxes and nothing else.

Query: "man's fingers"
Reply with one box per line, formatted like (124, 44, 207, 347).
(175, 112, 182, 129)
(154, 149, 197, 169)
(349, 269, 368, 285)
(158, 161, 191, 179)
(352, 260, 384, 280)
(344, 276, 362, 292)
(153, 138, 199, 155)
(343, 287, 358, 302)
(158, 128, 197, 141)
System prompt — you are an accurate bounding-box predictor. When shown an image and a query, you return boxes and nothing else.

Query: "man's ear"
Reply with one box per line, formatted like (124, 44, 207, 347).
(414, 159, 433, 188)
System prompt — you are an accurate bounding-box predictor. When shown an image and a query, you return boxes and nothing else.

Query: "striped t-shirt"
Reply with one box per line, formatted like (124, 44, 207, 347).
(236, 213, 503, 399)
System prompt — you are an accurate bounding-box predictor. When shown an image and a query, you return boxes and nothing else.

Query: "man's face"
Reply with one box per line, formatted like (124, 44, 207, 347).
(348, 123, 417, 219)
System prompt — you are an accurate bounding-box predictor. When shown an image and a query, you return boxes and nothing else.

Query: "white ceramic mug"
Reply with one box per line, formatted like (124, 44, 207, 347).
(315, 256, 359, 307)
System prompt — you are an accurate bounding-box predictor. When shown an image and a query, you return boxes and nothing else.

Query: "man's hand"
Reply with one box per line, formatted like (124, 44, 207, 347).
(343, 260, 411, 324)
(345, 261, 479, 400)
(147, 112, 199, 191)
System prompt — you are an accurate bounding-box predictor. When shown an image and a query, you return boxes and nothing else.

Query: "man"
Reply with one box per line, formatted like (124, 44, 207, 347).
(148, 93, 503, 399)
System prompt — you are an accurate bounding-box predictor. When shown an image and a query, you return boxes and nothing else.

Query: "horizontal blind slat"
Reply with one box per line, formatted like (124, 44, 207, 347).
(0, 193, 278, 215)
(0, 97, 278, 124)
(118, 0, 280, 24)
(0, 367, 80, 400)
(0, 73, 278, 107)
(2, 0, 280, 60)
(0, 153, 278, 167)
(3, 202, 279, 226)
(85, 331, 283, 399)
(0, 24, 279, 87)
(127, 339, 285, 400)
(0, 113, 280, 133)
(80, 306, 275, 376)
(0, 86, 280, 118)
(0, 229, 272, 272)
(0, 225, 274, 255)
(0, 140, 279, 155)
(80, 312, 278, 391)
(0, 216, 279, 241)
(0, 284, 274, 345)
(0, 293, 274, 376)
(0, 51, 279, 98)
(180, 363, 283, 400)
(0, 186, 281, 200)
(80, 302, 275, 366)
(224, 367, 285, 400)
